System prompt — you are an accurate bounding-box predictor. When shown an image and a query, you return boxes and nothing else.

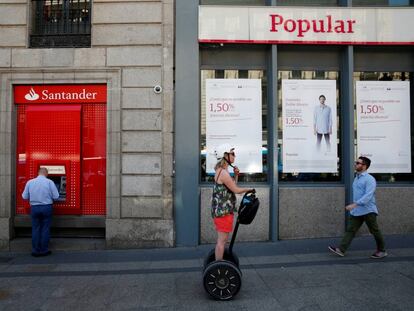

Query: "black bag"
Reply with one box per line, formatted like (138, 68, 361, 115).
(237, 190, 260, 225)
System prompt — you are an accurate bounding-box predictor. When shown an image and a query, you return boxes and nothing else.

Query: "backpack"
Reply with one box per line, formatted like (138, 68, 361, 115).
(237, 191, 260, 225)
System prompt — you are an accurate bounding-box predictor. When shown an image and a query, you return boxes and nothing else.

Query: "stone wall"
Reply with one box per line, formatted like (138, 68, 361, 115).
(0, 0, 174, 249)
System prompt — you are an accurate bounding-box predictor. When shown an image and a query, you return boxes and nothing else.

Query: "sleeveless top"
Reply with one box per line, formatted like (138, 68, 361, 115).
(211, 169, 237, 218)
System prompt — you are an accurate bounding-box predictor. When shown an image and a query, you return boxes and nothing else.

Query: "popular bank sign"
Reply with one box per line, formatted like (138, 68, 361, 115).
(199, 6, 414, 45)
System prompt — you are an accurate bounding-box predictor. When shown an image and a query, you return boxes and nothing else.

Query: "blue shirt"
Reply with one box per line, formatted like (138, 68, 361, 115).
(22, 175, 59, 206)
(313, 104, 332, 134)
(351, 172, 378, 216)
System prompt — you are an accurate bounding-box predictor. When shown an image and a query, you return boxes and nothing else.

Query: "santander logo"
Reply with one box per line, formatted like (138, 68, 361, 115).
(24, 88, 40, 101)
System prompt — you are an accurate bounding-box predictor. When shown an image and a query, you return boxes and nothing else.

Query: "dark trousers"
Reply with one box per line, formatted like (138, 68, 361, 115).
(339, 213, 385, 253)
(316, 133, 331, 151)
(31, 204, 53, 254)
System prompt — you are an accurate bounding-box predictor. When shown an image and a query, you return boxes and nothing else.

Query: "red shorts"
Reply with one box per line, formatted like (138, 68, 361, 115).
(214, 214, 234, 233)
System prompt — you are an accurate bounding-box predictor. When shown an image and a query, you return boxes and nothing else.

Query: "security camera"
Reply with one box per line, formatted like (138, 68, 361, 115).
(153, 85, 163, 94)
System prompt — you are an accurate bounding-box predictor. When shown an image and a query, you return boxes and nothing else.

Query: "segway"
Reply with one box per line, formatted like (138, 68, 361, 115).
(203, 190, 260, 300)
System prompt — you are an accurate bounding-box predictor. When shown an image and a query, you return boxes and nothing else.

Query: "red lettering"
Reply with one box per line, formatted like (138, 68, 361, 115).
(327, 15, 332, 32)
(334, 20, 345, 33)
(270, 14, 283, 32)
(347, 20, 356, 33)
(297, 19, 310, 37)
(284, 19, 296, 33)
(312, 20, 326, 33)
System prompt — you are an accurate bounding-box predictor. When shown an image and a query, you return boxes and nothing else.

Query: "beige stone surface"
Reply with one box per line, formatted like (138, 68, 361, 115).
(93, 24, 162, 46)
(122, 67, 162, 87)
(121, 175, 162, 196)
(93, 2, 162, 24)
(122, 131, 162, 152)
(279, 187, 345, 239)
(74, 48, 106, 67)
(106, 218, 173, 248)
(122, 88, 162, 109)
(121, 197, 164, 218)
(0, 3, 26, 25)
(0, 48, 10, 67)
(0, 27, 26, 47)
(122, 154, 162, 174)
(12, 49, 74, 67)
(122, 110, 162, 131)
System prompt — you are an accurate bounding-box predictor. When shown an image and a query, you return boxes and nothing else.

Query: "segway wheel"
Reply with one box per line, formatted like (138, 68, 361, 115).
(203, 248, 240, 271)
(203, 261, 242, 300)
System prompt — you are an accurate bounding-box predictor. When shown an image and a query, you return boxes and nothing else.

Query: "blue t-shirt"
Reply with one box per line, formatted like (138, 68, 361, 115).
(351, 172, 378, 216)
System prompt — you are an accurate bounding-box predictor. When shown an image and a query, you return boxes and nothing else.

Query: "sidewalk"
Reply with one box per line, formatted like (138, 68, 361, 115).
(0, 234, 413, 311)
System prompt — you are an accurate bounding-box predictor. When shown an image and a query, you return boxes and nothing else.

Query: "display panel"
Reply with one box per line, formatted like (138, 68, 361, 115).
(201, 70, 268, 182)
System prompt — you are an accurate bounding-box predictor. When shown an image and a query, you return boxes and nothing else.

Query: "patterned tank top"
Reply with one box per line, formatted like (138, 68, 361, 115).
(211, 169, 237, 218)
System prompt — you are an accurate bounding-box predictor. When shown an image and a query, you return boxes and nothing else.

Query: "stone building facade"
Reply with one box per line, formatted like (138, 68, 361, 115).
(0, 0, 174, 249)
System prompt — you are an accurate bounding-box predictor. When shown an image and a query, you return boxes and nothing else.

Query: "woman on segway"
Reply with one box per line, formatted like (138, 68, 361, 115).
(212, 145, 252, 261)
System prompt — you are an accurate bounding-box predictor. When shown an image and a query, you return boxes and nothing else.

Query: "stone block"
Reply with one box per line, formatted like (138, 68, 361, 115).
(122, 110, 162, 131)
(0, 153, 11, 176)
(107, 47, 161, 67)
(163, 2, 173, 26)
(121, 176, 162, 196)
(163, 197, 173, 219)
(109, 86, 122, 111)
(12, 49, 74, 67)
(122, 67, 162, 87)
(106, 197, 121, 219)
(0, 4, 26, 25)
(163, 154, 173, 177)
(107, 175, 121, 196)
(122, 131, 162, 152)
(93, 24, 162, 46)
(0, 48, 11, 67)
(106, 218, 173, 248)
(279, 187, 345, 239)
(107, 154, 121, 176)
(108, 110, 121, 133)
(122, 154, 161, 174)
(122, 88, 162, 109)
(74, 48, 106, 67)
(121, 197, 163, 218)
(107, 132, 121, 154)
(0, 217, 11, 240)
(0, 26, 25, 47)
(93, 2, 162, 24)
(369, 187, 414, 235)
(200, 187, 270, 243)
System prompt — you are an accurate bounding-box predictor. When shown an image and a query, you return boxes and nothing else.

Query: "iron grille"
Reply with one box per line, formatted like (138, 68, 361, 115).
(30, 0, 91, 48)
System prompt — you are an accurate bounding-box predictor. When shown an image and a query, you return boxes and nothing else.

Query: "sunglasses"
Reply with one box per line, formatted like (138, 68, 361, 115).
(355, 161, 365, 165)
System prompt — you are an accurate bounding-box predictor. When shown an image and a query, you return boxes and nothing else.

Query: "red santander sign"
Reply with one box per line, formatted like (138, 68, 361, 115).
(14, 84, 107, 104)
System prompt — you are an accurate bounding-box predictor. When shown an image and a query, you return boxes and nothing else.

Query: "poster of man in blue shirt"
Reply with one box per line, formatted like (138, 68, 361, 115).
(313, 94, 332, 152)
(22, 167, 59, 257)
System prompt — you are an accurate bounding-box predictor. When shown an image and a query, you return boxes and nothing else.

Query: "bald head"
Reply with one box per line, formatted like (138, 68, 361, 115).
(38, 167, 48, 176)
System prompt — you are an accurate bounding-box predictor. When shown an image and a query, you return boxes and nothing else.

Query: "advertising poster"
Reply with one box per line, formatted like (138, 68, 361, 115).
(206, 79, 263, 173)
(282, 79, 338, 173)
(356, 81, 411, 173)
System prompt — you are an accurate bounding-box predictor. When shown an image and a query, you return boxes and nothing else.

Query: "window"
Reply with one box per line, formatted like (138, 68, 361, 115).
(278, 70, 341, 182)
(200, 0, 266, 5)
(276, 0, 338, 5)
(354, 71, 414, 183)
(30, 0, 91, 48)
(353, 0, 413, 6)
(201, 69, 268, 183)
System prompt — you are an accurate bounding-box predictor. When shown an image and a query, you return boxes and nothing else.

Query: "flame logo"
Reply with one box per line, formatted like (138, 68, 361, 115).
(24, 88, 40, 101)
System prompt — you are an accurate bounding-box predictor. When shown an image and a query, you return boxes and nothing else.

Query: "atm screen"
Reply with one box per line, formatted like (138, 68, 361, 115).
(49, 176, 67, 201)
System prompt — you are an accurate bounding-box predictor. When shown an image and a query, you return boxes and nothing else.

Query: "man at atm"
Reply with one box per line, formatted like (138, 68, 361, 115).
(22, 167, 59, 257)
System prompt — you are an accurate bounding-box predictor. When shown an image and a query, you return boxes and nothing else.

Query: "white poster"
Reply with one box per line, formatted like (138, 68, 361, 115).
(206, 79, 262, 173)
(282, 79, 338, 173)
(356, 81, 411, 173)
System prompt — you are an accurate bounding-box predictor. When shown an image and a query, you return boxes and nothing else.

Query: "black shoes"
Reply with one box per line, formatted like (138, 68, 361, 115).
(31, 250, 52, 257)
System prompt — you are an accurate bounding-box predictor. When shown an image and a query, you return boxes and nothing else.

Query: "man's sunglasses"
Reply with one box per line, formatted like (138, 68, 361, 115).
(355, 161, 365, 165)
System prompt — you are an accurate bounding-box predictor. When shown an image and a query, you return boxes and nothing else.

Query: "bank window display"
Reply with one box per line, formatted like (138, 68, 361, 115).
(201, 69, 268, 183)
(354, 72, 414, 183)
(200, 0, 266, 5)
(353, 0, 413, 6)
(278, 70, 341, 182)
(276, 0, 338, 5)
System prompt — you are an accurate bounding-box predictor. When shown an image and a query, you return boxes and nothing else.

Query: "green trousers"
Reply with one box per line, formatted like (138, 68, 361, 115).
(339, 213, 385, 253)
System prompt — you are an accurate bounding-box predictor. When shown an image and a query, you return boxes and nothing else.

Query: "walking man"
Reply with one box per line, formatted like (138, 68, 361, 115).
(329, 156, 387, 259)
(22, 167, 59, 257)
